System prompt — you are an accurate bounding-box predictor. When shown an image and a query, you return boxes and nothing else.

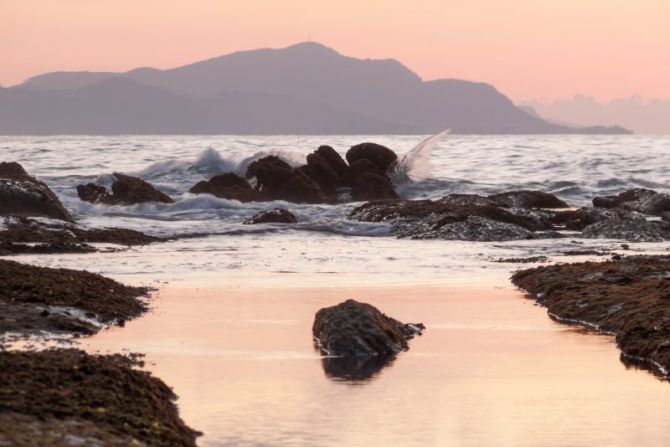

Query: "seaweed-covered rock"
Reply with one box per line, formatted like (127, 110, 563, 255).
(190, 173, 255, 202)
(349, 198, 557, 241)
(0, 349, 200, 446)
(0, 161, 73, 222)
(313, 299, 424, 357)
(77, 173, 173, 205)
(512, 255, 670, 379)
(346, 143, 398, 172)
(243, 208, 297, 224)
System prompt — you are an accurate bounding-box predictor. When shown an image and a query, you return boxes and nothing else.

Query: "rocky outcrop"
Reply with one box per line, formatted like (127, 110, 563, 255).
(0, 349, 200, 446)
(593, 188, 670, 217)
(0, 161, 73, 222)
(349, 193, 563, 241)
(0, 216, 164, 254)
(313, 299, 424, 358)
(77, 173, 173, 205)
(315, 145, 350, 185)
(243, 208, 297, 224)
(512, 255, 670, 379)
(189, 173, 255, 202)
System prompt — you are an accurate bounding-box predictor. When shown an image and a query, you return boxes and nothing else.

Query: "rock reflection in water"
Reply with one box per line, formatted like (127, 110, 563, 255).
(321, 354, 396, 381)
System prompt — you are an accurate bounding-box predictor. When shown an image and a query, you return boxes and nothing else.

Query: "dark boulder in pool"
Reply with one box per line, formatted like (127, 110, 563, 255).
(313, 299, 424, 357)
(0, 161, 73, 222)
(244, 208, 297, 224)
(77, 173, 173, 205)
(346, 143, 398, 172)
(190, 173, 256, 202)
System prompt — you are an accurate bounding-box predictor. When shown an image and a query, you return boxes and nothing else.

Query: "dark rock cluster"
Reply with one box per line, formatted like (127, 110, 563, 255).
(189, 143, 399, 204)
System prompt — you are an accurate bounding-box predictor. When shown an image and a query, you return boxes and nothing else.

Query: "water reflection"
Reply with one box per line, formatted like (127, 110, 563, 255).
(321, 354, 396, 381)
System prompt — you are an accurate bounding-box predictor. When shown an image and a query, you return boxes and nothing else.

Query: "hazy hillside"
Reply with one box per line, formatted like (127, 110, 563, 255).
(0, 42, 630, 135)
(524, 95, 669, 134)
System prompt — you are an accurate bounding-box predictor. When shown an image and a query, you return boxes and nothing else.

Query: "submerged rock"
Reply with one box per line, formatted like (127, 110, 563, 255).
(77, 173, 173, 205)
(190, 173, 256, 202)
(0, 161, 73, 222)
(312, 299, 424, 357)
(243, 208, 297, 224)
(512, 255, 670, 379)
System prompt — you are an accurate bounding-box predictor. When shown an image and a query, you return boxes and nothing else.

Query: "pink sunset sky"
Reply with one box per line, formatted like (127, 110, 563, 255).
(3, 0, 669, 102)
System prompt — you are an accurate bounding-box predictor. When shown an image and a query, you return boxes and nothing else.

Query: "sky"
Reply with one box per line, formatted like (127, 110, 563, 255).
(2, 0, 669, 102)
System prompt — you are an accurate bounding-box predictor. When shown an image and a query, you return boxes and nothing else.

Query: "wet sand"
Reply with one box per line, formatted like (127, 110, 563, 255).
(81, 278, 670, 447)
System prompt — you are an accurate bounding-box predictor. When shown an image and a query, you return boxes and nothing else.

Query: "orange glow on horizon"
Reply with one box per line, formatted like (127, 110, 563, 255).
(3, 0, 669, 101)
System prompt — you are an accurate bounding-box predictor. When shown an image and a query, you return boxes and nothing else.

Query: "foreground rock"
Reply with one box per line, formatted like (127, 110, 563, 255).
(512, 255, 670, 379)
(0, 259, 150, 341)
(0, 161, 73, 222)
(0, 216, 164, 255)
(244, 208, 297, 224)
(313, 299, 424, 358)
(77, 173, 173, 205)
(0, 349, 200, 446)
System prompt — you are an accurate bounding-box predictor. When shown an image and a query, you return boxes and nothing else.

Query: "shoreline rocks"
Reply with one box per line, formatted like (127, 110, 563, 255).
(0, 161, 73, 222)
(512, 255, 670, 379)
(0, 349, 200, 447)
(0, 259, 151, 341)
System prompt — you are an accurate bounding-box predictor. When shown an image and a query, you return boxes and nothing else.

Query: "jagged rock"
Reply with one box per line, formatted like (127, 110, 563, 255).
(593, 189, 670, 216)
(190, 173, 255, 202)
(352, 172, 399, 201)
(315, 145, 350, 185)
(77, 173, 173, 205)
(346, 143, 398, 172)
(313, 299, 424, 357)
(0, 161, 73, 222)
(243, 208, 297, 224)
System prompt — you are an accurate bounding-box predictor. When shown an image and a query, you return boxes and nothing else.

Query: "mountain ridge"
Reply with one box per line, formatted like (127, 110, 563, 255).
(1, 42, 631, 135)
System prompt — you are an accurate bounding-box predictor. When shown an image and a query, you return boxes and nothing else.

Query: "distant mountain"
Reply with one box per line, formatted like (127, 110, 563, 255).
(524, 95, 669, 135)
(0, 42, 631, 135)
